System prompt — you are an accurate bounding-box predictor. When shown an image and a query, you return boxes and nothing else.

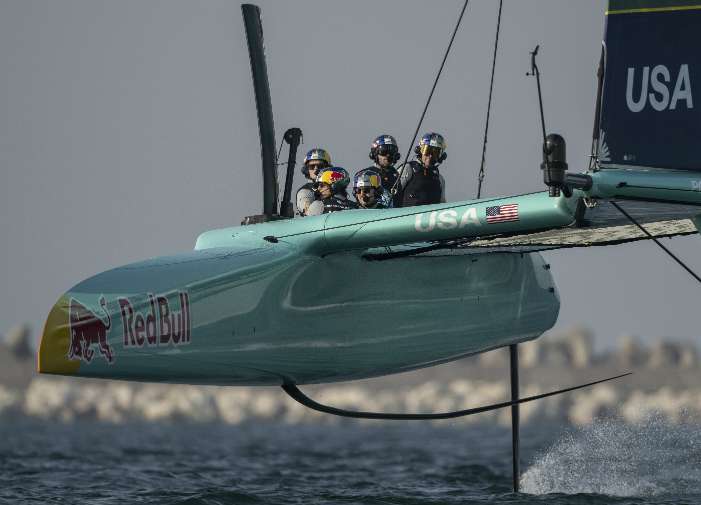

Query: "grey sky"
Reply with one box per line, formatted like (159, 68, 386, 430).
(1, 0, 699, 349)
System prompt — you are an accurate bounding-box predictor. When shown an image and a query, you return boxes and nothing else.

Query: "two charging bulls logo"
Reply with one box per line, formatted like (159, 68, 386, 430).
(68, 296, 115, 364)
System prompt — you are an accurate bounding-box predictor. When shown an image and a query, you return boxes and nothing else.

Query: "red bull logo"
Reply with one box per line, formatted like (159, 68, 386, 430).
(318, 170, 344, 185)
(118, 292, 191, 348)
(68, 296, 115, 364)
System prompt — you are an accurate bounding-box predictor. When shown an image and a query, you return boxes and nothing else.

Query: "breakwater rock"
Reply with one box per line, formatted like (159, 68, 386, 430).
(1, 375, 699, 427)
(2, 326, 701, 425)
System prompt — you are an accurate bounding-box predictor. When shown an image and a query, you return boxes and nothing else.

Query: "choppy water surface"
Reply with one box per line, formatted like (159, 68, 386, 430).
(1, 417, 700, 504)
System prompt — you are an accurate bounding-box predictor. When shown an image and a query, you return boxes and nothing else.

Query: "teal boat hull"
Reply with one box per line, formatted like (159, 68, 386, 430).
(39, 236, 559, 385)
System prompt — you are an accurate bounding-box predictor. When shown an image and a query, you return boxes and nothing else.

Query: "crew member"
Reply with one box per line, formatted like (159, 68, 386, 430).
(353, 170, 386, 209)
(395, 132, 446, 207)
(296, 148, 332, 216)
(358, 134, 400, 207)
(306, 167, 356, 215)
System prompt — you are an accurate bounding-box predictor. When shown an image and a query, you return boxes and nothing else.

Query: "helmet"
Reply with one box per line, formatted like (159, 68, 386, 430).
(354, 170, 383, 207)
(315, 167, 350, 194)
(369, 134, 400, 164)
(353, 170, 382, 192)
(414, 132, 447, 163)
(302, 148, 332, 177)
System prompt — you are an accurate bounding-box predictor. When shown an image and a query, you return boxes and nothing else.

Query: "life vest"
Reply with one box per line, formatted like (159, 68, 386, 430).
(296, 182, 315, 216)
(321, 195, 356, 213)
(357, 200, 386, 210)
(298, 182, 314, 192)
(379, 167, 398, 193)
(399, 161, 442, 207)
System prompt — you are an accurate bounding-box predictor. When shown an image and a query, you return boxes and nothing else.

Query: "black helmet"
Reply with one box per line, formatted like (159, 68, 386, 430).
(369, 134, 400, 164)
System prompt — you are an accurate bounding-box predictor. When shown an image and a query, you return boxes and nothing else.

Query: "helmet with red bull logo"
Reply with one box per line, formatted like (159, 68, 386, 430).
(315, 167, 350, 194)
(353, 169, 384, 208)
(353, 170, 382, 192)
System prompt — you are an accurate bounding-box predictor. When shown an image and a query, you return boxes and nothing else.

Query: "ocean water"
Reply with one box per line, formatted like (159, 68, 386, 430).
(1, 417, 700, 504)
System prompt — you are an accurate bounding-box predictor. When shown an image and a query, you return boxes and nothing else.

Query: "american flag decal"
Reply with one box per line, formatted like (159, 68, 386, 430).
(486, 204, 519, 224)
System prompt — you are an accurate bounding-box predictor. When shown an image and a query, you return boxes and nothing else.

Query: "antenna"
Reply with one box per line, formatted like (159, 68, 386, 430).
(528, 45, 591, 198)
(527, 45, 548, 148)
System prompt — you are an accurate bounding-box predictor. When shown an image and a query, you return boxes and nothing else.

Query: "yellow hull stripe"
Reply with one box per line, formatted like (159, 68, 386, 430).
(607, 5, 701, 14)
(37, 295, 80, 375)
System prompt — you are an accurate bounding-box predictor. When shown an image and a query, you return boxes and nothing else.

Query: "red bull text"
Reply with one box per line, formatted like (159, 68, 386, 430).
(119, 292, 191, 348)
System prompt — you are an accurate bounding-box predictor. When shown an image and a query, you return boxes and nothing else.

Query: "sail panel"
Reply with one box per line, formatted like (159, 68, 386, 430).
(599, 1, 701, 171)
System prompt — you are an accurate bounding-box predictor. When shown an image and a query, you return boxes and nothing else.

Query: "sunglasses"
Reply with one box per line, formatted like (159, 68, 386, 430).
(355, 188, 376, 195)
(376, 146, 397, 156)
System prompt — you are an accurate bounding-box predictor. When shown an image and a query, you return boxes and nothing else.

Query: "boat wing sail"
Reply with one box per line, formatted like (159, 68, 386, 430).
(447, 0, 701, 253)
(598, 0, 701, 171)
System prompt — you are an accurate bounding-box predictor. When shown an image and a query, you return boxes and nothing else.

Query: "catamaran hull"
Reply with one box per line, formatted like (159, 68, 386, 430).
(38, 243, 559, 386)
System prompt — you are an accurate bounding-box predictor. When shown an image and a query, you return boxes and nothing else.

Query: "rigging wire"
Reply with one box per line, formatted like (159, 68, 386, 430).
(610, 201, 701, 284)
(476, 0, 504, 199)
(391, 0, 471, 196)
(275, 136, 285, 164)
(588, 46, 606, 172)
(274, 136, 286, 209)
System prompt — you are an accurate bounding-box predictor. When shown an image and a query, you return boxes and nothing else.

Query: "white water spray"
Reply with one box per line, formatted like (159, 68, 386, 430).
(521, 415, 701, 496)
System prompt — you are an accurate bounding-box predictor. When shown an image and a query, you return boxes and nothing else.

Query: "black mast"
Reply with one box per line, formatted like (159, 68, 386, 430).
(241, 4, 278, 219)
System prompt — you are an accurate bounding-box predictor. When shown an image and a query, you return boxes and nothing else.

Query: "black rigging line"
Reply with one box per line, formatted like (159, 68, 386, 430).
(476, 0, 503, 199)
(273, 136, 286, 210)
(610, 201, 701, 284)
(589, 46, 606, 171)
(391, 0, 471, 196)
(275, 136, 285, 165)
